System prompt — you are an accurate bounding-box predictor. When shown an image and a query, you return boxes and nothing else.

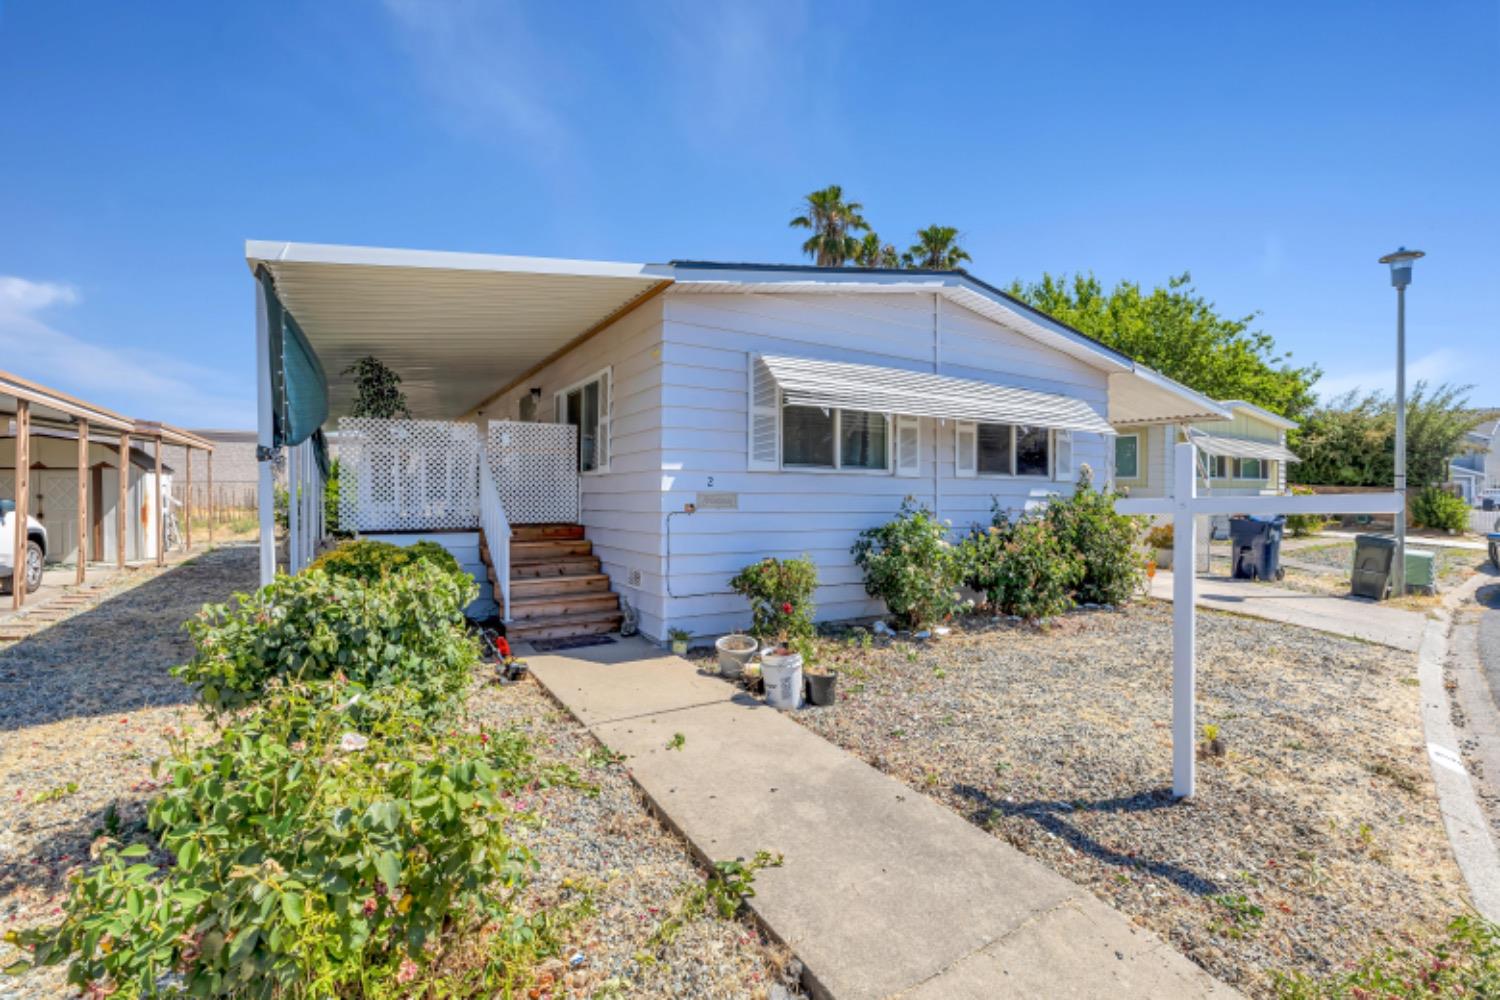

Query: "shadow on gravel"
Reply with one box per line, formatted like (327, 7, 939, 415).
(0, 797, 149, 903)
(0, 546, 257, 734)
(952, 782, 1227, 898)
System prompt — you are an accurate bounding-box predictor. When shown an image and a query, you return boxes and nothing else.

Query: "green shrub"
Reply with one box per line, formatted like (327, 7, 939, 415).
(175, 559, 477, 717)
(1284, 485, 1327, 537)
(309, 539, 468, 592)
(728, 556, 817, 647)
(1043, 468, 1144, 606)
(852, 499, 963, 630)
(1273, 913, 1500, 998)
(961, 516, 1080, 621)
(7, 681, 583, 997)
(1411, 485, 1469, 533)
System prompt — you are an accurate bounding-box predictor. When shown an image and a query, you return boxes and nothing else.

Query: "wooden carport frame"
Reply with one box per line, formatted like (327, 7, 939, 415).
(0, 370, 216, 609)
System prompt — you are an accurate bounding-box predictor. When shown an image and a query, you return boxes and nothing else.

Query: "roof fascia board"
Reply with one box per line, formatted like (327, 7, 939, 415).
(1218, 399, 1298, 430)
(245, 240, 670, 282)
(0, 370, 136, 431)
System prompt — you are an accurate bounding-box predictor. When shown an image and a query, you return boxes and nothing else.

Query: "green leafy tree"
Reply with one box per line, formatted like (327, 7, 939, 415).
(342, 355, 411, 419)
(853, 232, 902, 269)
(1294, 382, 1477, 488)
(907, 225, 971, 270)
(1007, 272, 1320, 420)
(789, 185, 869, 266)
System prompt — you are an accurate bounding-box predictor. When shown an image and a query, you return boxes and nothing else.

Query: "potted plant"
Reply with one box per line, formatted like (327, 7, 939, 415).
(667, 627, 692, 656)
(714, 632, 758, 679)
(1144, 522, 1174, 570)
(802, 642, 837, 706)
(729, 556, 818, 710)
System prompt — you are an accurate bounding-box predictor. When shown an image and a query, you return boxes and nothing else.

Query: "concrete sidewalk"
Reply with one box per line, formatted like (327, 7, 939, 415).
(524, 637, 1238, 1000)
(1151, 570, 1427, 651)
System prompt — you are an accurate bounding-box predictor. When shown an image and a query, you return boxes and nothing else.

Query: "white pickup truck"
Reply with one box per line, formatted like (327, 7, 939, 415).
(0, 498, 47, 594)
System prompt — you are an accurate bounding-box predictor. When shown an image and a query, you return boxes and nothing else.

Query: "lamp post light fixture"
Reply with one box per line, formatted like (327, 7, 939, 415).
(1378, 246, 1424, 598)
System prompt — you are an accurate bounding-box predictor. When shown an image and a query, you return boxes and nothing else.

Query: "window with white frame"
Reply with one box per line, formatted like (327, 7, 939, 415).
(1233, 457, 1265, 480)
(748, 355, 920, 475)
(782, 402, 889, 471)
(1206, 454, 1229, 479)
(971, 422, 1050, 477)
(554, 369, 611, 473)
(1114, 434, 1140, 479)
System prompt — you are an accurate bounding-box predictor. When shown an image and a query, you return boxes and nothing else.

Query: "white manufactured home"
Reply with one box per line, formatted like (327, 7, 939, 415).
(1114, 399, 1300, 500)
(248, 242, 1230, 643)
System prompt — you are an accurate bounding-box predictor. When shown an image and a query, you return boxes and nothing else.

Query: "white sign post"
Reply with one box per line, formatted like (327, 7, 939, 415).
(1116, 442, 1403, 798)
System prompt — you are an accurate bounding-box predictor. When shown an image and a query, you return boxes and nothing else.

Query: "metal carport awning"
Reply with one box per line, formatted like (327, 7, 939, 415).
(1187, 430, 1300, 463)
(759, 354, 1115, 435)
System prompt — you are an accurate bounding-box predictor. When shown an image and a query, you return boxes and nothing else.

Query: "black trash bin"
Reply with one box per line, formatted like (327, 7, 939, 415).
(1351, 533, 1398, 600)
(1229, 515, 1286, 581)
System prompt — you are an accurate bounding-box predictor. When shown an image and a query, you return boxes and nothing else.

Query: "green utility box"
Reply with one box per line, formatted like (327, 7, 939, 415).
(1403, 549, 1437, 595)
(1351, 534, 1397, 600)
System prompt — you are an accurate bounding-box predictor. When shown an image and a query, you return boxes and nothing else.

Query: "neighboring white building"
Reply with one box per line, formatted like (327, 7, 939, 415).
(248, 243, 1229, 641)
(1451, 418, 1500, 502)
(1113, 400, 1300, 500)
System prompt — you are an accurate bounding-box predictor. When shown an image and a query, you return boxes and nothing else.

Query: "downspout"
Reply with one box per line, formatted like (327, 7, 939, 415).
(932, 292, 941, 521)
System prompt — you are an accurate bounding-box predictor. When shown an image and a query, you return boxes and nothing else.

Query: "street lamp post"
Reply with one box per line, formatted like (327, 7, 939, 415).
(1378, 246, 1424, 598)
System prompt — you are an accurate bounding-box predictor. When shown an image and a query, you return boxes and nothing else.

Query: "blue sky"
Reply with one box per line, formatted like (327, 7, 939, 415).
(1, 1, 1496, 428)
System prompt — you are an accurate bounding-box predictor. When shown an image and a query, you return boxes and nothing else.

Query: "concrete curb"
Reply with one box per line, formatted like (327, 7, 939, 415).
(1421, 573, 1500, 920)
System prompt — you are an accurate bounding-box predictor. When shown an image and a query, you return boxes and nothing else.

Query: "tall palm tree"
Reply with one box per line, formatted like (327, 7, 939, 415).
(789, 185, 869, 266)
(907, 225, 972, 270)
(853, 232, 902, 269)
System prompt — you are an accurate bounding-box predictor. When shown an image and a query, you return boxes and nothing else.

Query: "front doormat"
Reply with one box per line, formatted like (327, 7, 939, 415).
(528, 635, 618, 653)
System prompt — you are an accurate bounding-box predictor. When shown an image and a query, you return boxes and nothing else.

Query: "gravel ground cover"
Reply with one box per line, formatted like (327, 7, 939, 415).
(0, 544, 796, 999)
(469, 678, 799, 999)
(788, 603, 1469, 997)
(0, 546, 256, 998)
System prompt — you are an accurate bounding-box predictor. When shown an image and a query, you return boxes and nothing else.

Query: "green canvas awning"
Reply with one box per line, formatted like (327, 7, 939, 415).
(258, 267, 328, 448)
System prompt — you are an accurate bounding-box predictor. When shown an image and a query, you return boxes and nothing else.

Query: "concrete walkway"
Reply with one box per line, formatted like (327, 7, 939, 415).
(523, 637, 1237, 1000)
(1151, 570, 1427, 651)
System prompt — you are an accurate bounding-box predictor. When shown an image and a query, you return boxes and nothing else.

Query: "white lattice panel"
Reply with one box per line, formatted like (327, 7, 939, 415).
(487, 421, 579, 524)
(338, 418, 480, 532)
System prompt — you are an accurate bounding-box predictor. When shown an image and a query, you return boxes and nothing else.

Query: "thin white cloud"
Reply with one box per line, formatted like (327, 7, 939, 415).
(0, 276, 253, 428)
(381, 0, 576, 165)
(654, 0, 838, 157)
(1316, 347, 1461, 401)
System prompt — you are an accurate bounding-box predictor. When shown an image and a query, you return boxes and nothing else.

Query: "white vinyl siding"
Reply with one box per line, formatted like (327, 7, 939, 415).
(661, 291, 1110, 637)
(476, 300, 665, 638)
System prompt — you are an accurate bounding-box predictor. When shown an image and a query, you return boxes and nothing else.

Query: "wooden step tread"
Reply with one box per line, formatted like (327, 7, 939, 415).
(510, 573, 611, 597)
(510, 523, 585, 541)
(507, 592, 621, 621)
(511, 538, 592, 559)
(506, 609, 622, 641)
(510, 557, 601, 579)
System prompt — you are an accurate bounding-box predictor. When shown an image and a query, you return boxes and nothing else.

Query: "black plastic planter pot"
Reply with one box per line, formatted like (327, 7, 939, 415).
(805, 672, 837, 706)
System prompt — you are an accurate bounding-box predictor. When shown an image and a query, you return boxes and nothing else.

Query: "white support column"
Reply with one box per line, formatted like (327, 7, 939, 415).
(289, 442, 302, 573)
(1170, 442, 1198, 799)
(255, 276, 276, 585)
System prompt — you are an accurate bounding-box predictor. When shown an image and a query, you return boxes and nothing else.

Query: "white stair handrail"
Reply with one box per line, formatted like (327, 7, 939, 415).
(478, 451, 512, 623)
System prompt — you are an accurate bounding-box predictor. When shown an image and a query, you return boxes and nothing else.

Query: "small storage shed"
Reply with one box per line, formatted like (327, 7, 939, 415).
(0, 369, 217, 609)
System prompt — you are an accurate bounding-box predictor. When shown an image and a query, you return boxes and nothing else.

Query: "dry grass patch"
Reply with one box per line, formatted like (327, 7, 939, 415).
(792, 603, 1469, 997)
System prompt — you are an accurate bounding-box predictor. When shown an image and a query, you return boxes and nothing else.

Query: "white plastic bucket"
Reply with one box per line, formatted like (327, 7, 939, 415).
(760, 651, 804, 710)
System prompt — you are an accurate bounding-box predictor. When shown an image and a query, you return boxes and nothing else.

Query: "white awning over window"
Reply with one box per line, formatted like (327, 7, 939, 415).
(1188, 430, 1300, 463)
(758, 355, 1115, 435)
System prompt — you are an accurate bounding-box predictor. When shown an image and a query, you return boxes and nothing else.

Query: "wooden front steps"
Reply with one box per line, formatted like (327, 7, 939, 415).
(478, 522, 623, 642)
